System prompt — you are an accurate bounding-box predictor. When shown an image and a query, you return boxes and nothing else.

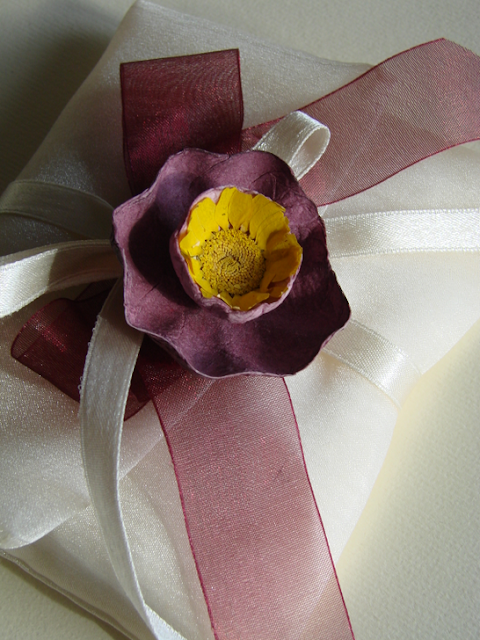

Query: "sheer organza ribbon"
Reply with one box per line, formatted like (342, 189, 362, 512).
(2, 39, 480, 640)
(121, 40, 480, 204)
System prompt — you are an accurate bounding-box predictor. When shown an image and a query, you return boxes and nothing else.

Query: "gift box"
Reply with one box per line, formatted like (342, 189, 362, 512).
(1, 2, 480, 639)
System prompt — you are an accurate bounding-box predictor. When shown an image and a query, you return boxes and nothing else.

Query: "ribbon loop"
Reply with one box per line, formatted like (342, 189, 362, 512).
(0, 180, 114, 239)
(121, 49, 244, 195)
(325, 320, 422, 407)
(0, 240, 121, 317)
(253, 111, 331, 179)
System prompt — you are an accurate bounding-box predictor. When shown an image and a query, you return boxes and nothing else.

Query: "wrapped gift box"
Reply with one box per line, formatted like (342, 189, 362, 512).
(1, 2, 480, 639)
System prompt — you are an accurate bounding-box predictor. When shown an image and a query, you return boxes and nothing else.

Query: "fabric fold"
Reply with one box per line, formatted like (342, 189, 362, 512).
(1, 2, 480, 640)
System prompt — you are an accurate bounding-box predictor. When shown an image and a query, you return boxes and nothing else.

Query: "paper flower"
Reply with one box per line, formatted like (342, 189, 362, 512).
(171, 185, 303, 321)
(113, 148, 350, 378)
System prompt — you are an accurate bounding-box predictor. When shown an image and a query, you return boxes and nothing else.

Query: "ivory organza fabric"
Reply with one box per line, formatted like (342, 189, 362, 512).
(1, 2, 480, 640)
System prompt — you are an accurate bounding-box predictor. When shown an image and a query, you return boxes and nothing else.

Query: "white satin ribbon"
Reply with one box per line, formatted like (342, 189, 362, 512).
(0, 180, 114, 239)
(79, 280, 184, 640)
(324, 320, 421, 408)
(253, 111, 331, 179)
(0, 238, 423, 410)
(1, 212, 478, 640)
(1, 110, 479, 640)
(325, 208, 480, 257)
(0, 114, 335, 640)
(0, 240, 121, 317)
(323, 207, 480, 406)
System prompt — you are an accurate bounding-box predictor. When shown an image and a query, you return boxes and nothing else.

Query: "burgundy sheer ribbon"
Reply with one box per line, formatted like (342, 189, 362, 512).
(13, 39, 480, 640)
(141, 350, 353, 640)
(121, 49, 243, 195)
(122, 41, 480, 204)
(244, 39, 480, 204)
(13, 287, 354, 640)
(11, 284, 151, 420)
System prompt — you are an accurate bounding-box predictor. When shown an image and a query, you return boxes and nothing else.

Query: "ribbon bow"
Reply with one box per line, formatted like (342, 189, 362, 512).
(1, 38, 480, 640)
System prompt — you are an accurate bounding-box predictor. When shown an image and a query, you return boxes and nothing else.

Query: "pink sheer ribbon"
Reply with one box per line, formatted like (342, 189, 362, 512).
(244, 39, 480, 204)
(11, 284, 151, 420)
(13, 287, 354, 640)
(140, 349, 353, 640)
(12, 39, 480, 640)
(122, 41, 480, 205)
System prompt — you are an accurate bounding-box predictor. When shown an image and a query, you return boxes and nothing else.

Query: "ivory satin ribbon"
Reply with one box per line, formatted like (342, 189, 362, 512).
(3, 204, 478, 406)
(1, 175, 479, 640)
(4, 112, 479, 639)
(1, 113, 350, 640)
(1, 10, 480, 636)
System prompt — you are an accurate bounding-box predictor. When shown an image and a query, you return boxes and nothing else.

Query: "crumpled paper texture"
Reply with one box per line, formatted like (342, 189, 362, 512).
(1, 1, 480, 640)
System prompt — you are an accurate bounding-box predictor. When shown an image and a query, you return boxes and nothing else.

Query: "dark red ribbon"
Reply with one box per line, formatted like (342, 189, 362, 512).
(244, 39, 480, 204)
(13, 39, 480, 640)
(122, 40, 480, 204)
(121, 49, 244, 195)
(13, 286, 355, 640)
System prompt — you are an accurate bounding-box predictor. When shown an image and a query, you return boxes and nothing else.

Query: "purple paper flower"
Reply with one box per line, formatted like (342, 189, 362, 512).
(112, 148, 350, 378)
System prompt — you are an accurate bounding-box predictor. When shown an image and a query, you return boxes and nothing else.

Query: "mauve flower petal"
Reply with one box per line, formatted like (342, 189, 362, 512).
(112, 149, 350, 377)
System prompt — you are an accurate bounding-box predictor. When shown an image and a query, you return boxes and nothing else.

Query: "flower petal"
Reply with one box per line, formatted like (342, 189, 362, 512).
(232, 291, 270, 311)
(190, 258, 217, 297)
(267, 278, 291, 299)
(190, 196, 219, 235)
(213, 188, 232, 230)
(179, 231, 203, 257)
(261, 247, 302, 288)
(256, 215, 290, 251)
(227, 188, 253, 231)
(265, 227, 291, 253)
(249, 196, 286, 243)
(218, 290, 234, 306)
(114, 148, 350, 378)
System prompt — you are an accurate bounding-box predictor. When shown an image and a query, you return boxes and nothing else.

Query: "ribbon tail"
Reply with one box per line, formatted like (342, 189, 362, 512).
(79, 280, 185, 640)
(136, 357, 355, 640)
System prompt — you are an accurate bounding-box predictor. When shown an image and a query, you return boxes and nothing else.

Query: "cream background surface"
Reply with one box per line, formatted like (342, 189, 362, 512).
(1, 1, 479, 639)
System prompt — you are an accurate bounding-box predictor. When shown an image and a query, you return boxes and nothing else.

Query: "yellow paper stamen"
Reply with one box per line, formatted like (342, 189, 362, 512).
(179, 187, 302, 311)
(200, 228, 266, 296)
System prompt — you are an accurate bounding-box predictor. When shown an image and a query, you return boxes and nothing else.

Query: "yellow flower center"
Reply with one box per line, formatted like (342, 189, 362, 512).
(199, 228, 266, 296)
(178, 187, 302, 312)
